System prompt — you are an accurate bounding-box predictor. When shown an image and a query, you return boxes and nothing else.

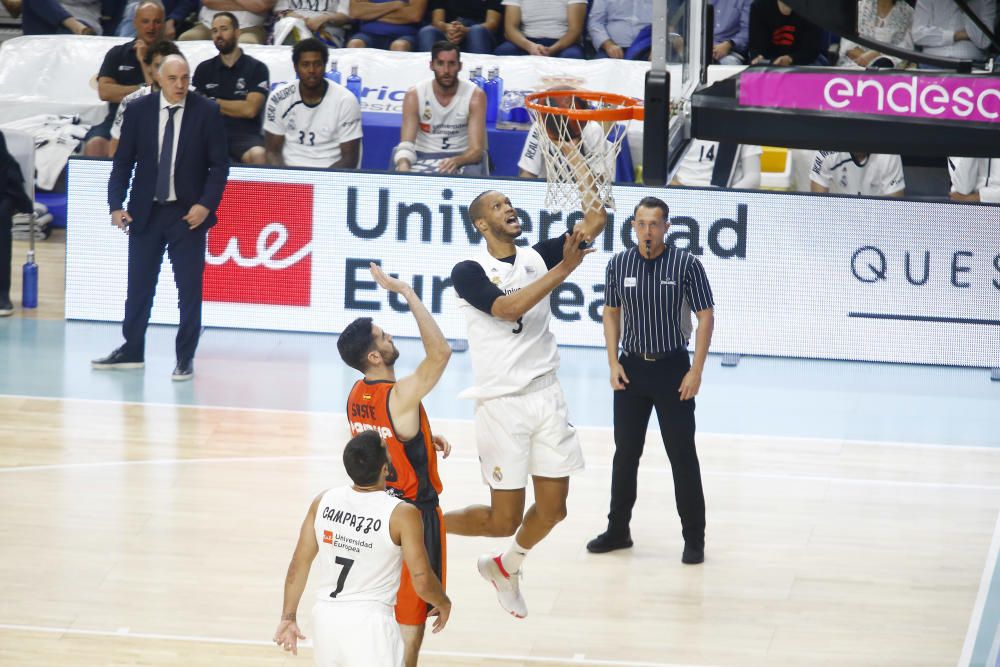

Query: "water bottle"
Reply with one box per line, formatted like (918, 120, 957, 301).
(325, 60, 341, 85)
(22, 250, 38, 309)
(469, 66, 486, 91)
(484, 66, 503, 124)
(346, 65, 362, 101)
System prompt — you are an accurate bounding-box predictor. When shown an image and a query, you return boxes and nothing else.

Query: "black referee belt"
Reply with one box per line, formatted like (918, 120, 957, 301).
(624, 349, 685, 362)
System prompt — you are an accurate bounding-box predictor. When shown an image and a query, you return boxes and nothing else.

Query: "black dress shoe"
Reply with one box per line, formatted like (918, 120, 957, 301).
(0, 297, 13, 317)
(92, 346, 144, 369)
(586, 530, 633, 554)
(682, 543, 705, 564)
(172, 359, 193, 381)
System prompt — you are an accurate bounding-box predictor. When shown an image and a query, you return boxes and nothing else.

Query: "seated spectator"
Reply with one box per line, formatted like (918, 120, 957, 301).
(517, 90, 615, 180)
(671, 140, 762, 189)
(110, 40, 183, 155)
(711, 0, 752, 65)
(810, 151, 905, 197)
(393, 42, 487, 175)
(911, 0, 996, 65)
(496, 0, 587, 59)
(193, 12, 269, 164)
(417, 0, 502, 54)
(179, 0, 275, 43)
(749, 0, 823, 66)
(272, 0, 351, 47)
(948, 157, 1000, 204)
(117, 0, 198, 39)
(587, 0, 652, 60)
(839, 0, 914, 69)
(263, 38, 362, 168)
(346, 0, 428, 51)
(22, 0, 102, 35)
(84, 1, 165, 157)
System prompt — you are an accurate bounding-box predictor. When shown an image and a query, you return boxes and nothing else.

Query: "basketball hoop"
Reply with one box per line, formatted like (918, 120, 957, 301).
(524, 90, 644, 211)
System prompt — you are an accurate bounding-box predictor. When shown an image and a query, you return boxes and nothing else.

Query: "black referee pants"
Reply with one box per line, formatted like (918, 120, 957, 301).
(607, 350, 706, 546)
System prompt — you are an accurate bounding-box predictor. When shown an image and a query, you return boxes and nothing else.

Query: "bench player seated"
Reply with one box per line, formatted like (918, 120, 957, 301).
(517, 89, 615, 182)
(393, 41, 488, 175)
(810, 151, 905, 197)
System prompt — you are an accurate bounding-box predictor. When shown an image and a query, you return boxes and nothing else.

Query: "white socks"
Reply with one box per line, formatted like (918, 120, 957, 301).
(500, 538, 530, 575)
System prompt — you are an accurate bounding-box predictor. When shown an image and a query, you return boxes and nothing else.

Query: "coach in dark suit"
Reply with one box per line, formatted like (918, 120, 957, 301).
(92, 54, 229, 381)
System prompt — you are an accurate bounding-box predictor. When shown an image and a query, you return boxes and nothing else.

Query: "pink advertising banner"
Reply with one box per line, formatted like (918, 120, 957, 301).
(738, 70, 1000, 124)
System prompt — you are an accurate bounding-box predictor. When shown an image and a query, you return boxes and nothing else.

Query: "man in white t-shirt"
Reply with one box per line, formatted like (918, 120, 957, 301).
(496, 0, 588, 58)
(671, 139, 762, 189)
(948, 157, 1000, 204)
(273, 431, 451, 665)
(179, 0, 275, 43)
(264, 38, 363, 169)
(272, 0, 352, 47)
(810, 151, 905, 197)
(394, 41, 487, 175)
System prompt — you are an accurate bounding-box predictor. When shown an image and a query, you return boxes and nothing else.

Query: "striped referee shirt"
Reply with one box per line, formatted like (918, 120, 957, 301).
(605, 245, 714, 354)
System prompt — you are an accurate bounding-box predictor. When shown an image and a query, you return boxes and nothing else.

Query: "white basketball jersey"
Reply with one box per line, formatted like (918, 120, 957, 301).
(457, 248, 560, 400)
(313, 486, 403, 607)
(263, 80, 363, 168)
(414, 78, 475, 155)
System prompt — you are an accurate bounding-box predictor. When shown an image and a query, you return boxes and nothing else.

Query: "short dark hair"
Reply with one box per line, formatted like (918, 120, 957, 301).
(293, 37, 329, 67)
(337, 317, 375, 373)
(469, 190, 496, 222)
(343, 431, 388, 486)
(211, 11, 239, 29)
(143, 39, 180, 67)
(634, 196, 669, 220)
(431, 40, 460, 61)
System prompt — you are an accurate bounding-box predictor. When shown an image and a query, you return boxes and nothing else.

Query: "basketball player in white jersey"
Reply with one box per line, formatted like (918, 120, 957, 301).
(445, 149, 605, 619)
(264, 38, 362, 169)
(810, 151, 905, 197)
(671, 139, 762, 189)
(948, 156, 1000, 204)
(393, 41, 487, 175)
(274, 431, 451, 665)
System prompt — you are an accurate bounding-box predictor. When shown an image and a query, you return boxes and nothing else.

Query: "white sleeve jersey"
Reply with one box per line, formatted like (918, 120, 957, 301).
(111, 85, 152, 140)
(413, 78, 476, 155)
(517, 120, 614, 179)
(948, 157, 1000, 203)
(810, 151, 905, 196)
(313, 486, 403, 607)
(264, 81, 363, 168)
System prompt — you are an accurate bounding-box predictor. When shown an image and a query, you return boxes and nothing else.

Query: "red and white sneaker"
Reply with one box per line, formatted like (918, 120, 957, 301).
(477, 553, 527, 619)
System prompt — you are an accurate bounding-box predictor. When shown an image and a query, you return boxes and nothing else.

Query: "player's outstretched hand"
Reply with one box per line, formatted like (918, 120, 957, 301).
(369, 262, 412, 295)
(561, 228, 595, 273)
(432, 434, 452, 459)
(273, 619, 306, 655)
(428, 600, 452, 633)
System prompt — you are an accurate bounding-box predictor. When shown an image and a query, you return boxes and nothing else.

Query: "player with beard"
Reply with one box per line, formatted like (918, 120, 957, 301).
(446, 170, 605, 618)
(264, 38, 362, 169)
(337, 263, 453, 667)
(393, 41, 487, 175)
(193, 12, 270, 165)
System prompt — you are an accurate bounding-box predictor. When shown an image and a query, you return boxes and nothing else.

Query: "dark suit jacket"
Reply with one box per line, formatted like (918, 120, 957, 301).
(109, 91, 229, 235)
(0, 131, 34, 215)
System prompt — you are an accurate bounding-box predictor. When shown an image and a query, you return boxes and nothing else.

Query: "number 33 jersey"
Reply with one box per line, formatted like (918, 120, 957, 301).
(264, 80, 362, 168)
(313, 486, 403, 606)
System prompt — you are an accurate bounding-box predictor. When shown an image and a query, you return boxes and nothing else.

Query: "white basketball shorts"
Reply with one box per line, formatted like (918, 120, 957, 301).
(474, 373, 585, 490)
(312, 600, 403, 666)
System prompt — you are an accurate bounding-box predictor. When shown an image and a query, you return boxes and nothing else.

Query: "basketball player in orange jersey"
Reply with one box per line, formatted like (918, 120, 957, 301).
(337, 262, 453, 667)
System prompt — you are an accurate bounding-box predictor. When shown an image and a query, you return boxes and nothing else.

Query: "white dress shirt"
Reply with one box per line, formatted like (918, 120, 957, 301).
(157, 94, 185, 202)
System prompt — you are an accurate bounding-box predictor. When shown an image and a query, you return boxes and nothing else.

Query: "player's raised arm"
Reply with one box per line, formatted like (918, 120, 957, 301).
(558, 138, 607, 242)
(274, 494, 321, 655)
(371, 264, 452, 417)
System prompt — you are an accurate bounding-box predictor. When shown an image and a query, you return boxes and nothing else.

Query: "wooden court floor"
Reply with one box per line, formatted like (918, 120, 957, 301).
(1, 395, 999, 667)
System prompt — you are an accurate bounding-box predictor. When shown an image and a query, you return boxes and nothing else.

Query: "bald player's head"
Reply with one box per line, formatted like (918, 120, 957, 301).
(158, 55, 190, 105)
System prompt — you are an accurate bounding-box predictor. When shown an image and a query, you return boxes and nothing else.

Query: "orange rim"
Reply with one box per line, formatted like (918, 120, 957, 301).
(524, 90, 645, 121)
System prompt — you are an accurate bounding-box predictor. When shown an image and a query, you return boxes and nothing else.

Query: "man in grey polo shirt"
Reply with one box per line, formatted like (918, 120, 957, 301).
(587, 195, 715, 564)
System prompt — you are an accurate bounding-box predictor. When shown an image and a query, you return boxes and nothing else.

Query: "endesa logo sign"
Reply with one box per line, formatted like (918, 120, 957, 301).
(738, 70, 1000, 124)
(204, 181, 314, 307)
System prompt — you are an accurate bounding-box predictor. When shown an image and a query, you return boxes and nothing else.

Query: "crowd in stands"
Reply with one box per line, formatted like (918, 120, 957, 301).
(3, 0, 999, 201)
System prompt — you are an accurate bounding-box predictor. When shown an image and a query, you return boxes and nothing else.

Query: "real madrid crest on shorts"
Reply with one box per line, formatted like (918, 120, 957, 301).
(492, 466, 503, 483)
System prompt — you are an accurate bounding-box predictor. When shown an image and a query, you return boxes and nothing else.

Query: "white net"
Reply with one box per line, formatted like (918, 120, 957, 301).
(525, 92, 637, 212)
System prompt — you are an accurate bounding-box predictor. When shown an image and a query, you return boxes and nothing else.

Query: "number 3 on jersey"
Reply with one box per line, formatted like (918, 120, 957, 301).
(328, 556, 354, 598)
(298, 131, 315, 145)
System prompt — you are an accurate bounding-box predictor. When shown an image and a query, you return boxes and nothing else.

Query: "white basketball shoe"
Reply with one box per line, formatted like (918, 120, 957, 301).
(477, 553, 527, 619)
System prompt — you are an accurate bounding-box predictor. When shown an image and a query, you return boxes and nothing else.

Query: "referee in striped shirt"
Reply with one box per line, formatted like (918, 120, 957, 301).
(586, 196, 715, 564)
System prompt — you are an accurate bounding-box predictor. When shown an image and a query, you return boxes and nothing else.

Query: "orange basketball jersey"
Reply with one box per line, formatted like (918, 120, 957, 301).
(346, 379, 443, 506)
